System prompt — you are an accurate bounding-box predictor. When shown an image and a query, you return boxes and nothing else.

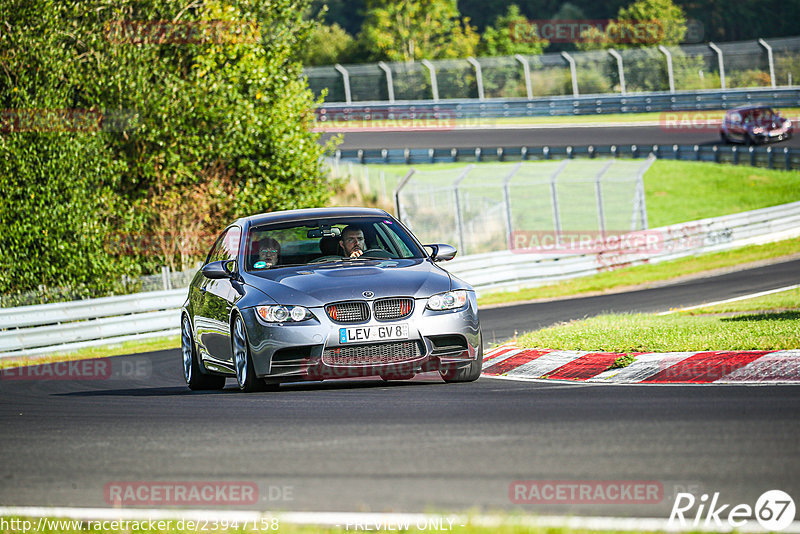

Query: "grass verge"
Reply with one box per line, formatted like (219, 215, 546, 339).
(516, 311, 800, 353)
(0, 335, 179, 370)
(515, 286, 800, 353)
(477, 237, 800, 307)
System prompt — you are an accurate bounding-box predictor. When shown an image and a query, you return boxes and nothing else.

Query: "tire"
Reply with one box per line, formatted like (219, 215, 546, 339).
(182, 315, 226, 391)
(440, 339, 483, 383)
(232, 315, 276, 392)
(719, 132, 729, 144)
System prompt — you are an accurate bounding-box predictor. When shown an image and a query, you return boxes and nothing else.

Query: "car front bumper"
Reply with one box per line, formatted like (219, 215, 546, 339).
(239, 292, 481, 381)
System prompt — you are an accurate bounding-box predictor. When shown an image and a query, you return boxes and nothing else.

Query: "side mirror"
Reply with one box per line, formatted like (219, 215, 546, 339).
(202, 260, 235, 279)
(425, 244, 457, 262)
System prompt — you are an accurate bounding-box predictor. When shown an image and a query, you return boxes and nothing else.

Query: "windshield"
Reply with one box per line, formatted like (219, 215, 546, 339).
(244, 216, 426, 271)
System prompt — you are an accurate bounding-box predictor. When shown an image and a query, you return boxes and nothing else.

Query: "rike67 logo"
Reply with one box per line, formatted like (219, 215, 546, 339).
(669, 490, 796, 531)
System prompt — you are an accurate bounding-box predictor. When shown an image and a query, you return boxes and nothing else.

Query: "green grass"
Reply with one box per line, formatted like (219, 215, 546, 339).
(478, 236, 800, 306)
(645, 160, 800, 227)
(516, 311, 800, 353)
(680, 287, 800, 315)
(0, 335, 179, 370)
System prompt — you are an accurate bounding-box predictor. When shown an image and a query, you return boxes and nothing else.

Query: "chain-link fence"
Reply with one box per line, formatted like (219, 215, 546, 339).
(394, 158, 653, 256)
(305, 37, 800, 103)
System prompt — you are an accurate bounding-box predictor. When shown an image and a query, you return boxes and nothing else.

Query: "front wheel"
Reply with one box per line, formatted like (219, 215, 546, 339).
(232, 315, 275, 392)
(182, 315, 225, 391)
(440, 342, 483, 383)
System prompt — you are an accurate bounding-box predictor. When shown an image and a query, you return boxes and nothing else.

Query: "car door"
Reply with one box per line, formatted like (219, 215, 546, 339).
(195, 226, 243, 369)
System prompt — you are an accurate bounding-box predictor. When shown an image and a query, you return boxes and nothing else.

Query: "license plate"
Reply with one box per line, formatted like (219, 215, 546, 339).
(339, 324, 409, 344)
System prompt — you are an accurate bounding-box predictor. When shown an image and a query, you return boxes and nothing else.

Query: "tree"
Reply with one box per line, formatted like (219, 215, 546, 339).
(357, 0, 479, 62)
(298, 22, 356, 66)
(577, 0, 687, 51)
(478, 4, 547, 57)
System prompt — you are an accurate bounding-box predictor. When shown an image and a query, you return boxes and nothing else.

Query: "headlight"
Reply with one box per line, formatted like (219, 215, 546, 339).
(785, 120, 792, 128)
(426, 290, 468, 311)
(256, 305, 313, 322)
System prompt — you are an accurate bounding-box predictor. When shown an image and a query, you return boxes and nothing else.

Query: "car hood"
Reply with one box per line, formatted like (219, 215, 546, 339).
(241, 258, 453, 307)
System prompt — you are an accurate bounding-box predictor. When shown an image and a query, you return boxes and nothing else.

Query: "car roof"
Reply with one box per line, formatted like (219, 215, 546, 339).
(234, 207, 392, 228)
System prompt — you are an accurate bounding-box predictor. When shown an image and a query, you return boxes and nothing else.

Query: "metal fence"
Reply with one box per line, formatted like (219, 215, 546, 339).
(306, 37, 800, 104)
(444, 200, 800, 294)
(393, 158, 653, 256)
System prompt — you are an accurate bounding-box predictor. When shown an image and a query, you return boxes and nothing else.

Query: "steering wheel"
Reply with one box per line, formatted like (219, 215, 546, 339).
(309, 255, 343, 264)
(359, 248, 392, 259)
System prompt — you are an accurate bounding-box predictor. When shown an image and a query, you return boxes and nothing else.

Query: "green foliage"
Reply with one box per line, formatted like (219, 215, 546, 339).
(298, 22, 355, 66)
(357, 0, 479, 62)
(577, 0, 687, 51)
(0, 0, 331, 298)
(478, 4, 547, 57)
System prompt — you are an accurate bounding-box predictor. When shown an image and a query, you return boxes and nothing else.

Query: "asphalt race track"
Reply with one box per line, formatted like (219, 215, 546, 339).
(320, 124, 800, 150)
(1, 258, 799, 518)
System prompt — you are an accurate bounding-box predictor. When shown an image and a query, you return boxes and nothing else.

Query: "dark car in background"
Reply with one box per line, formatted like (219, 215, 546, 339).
(181, 207, 482, 392)
(720, 105, 793, 145)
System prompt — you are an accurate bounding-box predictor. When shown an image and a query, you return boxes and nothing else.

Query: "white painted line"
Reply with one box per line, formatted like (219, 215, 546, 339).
(507, 350, 585, 378)
(658, 284, 800, 315)
(588, 353, 697, 383)
(3, 506, 796, 533)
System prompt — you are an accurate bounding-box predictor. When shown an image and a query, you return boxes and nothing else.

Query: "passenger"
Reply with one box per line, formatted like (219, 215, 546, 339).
(254, 237, 280, 268)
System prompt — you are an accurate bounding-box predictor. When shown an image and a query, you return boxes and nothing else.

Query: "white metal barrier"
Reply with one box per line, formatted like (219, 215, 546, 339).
(1, 201, 799, 358)
(0, 289, 185, 358)
(446, 200, 800, 293)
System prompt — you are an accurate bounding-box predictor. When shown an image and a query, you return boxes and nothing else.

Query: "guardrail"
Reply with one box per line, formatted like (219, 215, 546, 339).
(317, 87, 800, 120)
(0, 289, 186, 358)
(2, 201, 798, 358)
(445, 201, 800, 294)
(335, 144, 800, 171)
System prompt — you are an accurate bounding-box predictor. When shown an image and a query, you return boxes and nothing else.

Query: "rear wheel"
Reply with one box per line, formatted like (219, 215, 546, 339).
(440, 341, 483, 383)
(182, 315, 225, 391)
(232, 315, 276, 392)
(719, 131, 729, 144)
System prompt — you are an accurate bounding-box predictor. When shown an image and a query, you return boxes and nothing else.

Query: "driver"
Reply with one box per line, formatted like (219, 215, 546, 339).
(339, 225, 366, 258)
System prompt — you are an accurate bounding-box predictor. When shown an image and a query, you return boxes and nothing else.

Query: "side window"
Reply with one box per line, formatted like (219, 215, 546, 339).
(221, 227, 242, 262)
(205, 227, 242, 264)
